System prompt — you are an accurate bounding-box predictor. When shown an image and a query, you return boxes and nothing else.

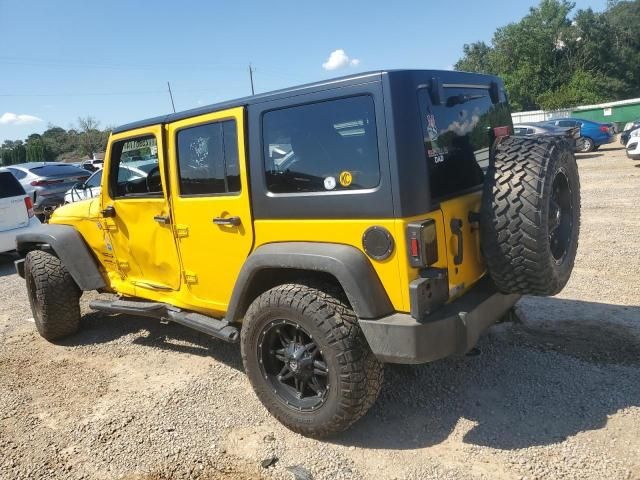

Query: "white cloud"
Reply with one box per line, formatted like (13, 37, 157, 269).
(445, 109, 480, 136)
(322, 49, 361, 71)
(0, 112, 43, 125)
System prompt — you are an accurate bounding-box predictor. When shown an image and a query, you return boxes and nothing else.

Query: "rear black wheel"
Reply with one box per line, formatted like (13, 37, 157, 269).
(257, 319, 329, 412)
(241, 281, 383, 437)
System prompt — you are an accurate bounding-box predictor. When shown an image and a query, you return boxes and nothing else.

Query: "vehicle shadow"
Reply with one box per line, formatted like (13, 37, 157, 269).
(575, 153, 604, 159)
(332, 297, 640, 451)
(0, 252, 18, 277)
(59, 309, 244, 371)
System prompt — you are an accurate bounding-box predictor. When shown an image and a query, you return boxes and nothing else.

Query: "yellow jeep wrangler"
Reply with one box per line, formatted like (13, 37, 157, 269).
(15, 70, 580, 437)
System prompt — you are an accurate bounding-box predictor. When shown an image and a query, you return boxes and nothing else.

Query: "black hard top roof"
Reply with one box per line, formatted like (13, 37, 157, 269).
(113, 69, 500, 134)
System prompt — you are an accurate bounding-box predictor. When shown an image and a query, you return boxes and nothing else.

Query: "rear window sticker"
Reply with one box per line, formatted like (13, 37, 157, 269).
(426, 114, 439, 141)
(339, 171, 353, 187)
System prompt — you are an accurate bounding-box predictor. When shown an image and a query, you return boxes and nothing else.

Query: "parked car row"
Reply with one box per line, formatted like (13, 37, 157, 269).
(513, 123, 581, 151)
(3, 162, 90, 217)
(514, 118, 615, 153)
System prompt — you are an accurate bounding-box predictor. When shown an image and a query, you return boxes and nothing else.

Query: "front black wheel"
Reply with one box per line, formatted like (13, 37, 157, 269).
(241, 281, 383, 437)
(25, 250, 81, 341)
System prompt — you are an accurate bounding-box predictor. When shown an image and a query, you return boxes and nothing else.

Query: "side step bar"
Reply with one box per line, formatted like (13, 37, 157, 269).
(89, 299, 239, 343)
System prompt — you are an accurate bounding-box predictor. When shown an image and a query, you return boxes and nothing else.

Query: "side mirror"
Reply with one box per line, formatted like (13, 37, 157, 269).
(75, 182, 87, 190)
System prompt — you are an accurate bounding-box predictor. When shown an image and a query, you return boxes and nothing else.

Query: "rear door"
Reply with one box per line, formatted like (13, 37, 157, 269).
(417, 84, 512, 298)
(0, 171, 29, 232)
(167, 107, 253, 314)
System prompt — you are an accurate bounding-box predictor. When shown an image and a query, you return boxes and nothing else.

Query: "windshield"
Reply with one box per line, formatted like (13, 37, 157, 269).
(86, 170, 103, 188)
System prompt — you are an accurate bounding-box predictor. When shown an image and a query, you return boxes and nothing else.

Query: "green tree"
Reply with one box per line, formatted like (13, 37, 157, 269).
(77, 116, 108, 157)
(454, 0, 640, 111)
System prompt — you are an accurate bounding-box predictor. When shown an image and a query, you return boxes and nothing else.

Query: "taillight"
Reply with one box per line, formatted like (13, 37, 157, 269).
(600, 125, 609, 133)
(493, 126, 511, 138)
(30, 179, 64, 186)
(24, 196, 34, 218)
(407, 219, 438, 268)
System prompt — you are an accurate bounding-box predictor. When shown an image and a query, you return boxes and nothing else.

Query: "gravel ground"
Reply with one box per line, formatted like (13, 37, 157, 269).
(1, 142, 639, 480)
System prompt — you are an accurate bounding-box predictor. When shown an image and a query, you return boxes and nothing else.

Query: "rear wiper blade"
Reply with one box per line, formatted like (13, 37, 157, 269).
(446, 94, 487, 107)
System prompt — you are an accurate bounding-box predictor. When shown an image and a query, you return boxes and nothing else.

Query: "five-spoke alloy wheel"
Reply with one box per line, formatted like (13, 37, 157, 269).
(241, 281, 383, 438)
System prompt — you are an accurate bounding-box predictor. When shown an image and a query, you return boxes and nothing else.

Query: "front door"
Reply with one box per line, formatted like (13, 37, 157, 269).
(101, 126, 181, 294)
(167, 107, 254, 314)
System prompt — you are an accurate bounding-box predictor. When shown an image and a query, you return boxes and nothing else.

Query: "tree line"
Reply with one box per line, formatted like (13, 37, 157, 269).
(455, 0, 640, 111)
(0, 116, 110, 166)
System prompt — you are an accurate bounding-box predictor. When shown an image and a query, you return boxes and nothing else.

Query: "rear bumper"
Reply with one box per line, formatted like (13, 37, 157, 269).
(359, 278, 520, 364)
(33, 192, 66, 213)
(596, 135, 615, 146)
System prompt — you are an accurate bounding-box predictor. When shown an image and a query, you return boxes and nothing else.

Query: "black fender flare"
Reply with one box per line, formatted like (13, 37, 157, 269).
(226, 242, 394, 322)
(16, 224, 106, 291)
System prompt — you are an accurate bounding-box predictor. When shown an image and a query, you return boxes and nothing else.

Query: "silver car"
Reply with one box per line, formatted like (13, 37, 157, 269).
(5, 163, 90, 216)
(63, 161, 159, 204)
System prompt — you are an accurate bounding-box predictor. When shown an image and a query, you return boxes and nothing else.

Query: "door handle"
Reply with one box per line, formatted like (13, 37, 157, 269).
(213, 216, 241, 226)
(101, 205, 116, 218)
(153, 215, 171, 225)
(450, 218, 464, 265)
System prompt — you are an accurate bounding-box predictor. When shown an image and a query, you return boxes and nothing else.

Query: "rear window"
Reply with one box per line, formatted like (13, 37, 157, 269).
(29, 164, 87, 176)
(263, 95, 380, 193)
(418, 87, 512, 200)
(0, 172, 26, 198)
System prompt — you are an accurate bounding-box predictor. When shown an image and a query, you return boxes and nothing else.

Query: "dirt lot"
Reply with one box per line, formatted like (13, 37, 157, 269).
(1, 143, 639, 480)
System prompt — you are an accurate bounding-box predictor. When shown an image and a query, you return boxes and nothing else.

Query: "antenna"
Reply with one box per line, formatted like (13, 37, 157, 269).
(167, 81, 176, 113)
(249, 64, 255, 96)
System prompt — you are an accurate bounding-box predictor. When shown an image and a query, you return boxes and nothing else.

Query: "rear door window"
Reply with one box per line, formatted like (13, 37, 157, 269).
(418, 87, 511, 200)
(176, 120, 240, 195)
(0, 172, 26, 198)
(263, 95, 380, 193)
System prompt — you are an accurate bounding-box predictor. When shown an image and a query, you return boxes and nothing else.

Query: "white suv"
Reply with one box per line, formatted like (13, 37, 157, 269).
(0, 169, 41, 253)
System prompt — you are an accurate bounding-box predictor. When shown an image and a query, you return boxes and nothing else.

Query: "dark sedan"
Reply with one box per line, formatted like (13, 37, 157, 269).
(513, 123, 581, 152)
(5, 163, 90, 217)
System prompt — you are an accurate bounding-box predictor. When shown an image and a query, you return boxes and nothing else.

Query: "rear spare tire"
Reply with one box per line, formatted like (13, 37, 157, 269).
(480, 136, 580, 296)
(25, 249, 81, 340)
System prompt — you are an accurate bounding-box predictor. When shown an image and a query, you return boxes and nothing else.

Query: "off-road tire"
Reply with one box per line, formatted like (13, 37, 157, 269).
(25, 250, 81, 341)
(241, 280, 383, 438)
(480, 136, 580, 296)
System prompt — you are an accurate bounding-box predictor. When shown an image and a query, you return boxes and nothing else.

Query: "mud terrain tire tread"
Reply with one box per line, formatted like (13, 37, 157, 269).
(25, 249, 81, 341)
(241, 280, 383, 438)
(480, 136, 580, 296)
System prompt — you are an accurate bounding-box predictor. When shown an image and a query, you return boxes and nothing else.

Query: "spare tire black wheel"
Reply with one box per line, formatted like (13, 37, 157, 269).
(480, 136, 580, 296)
